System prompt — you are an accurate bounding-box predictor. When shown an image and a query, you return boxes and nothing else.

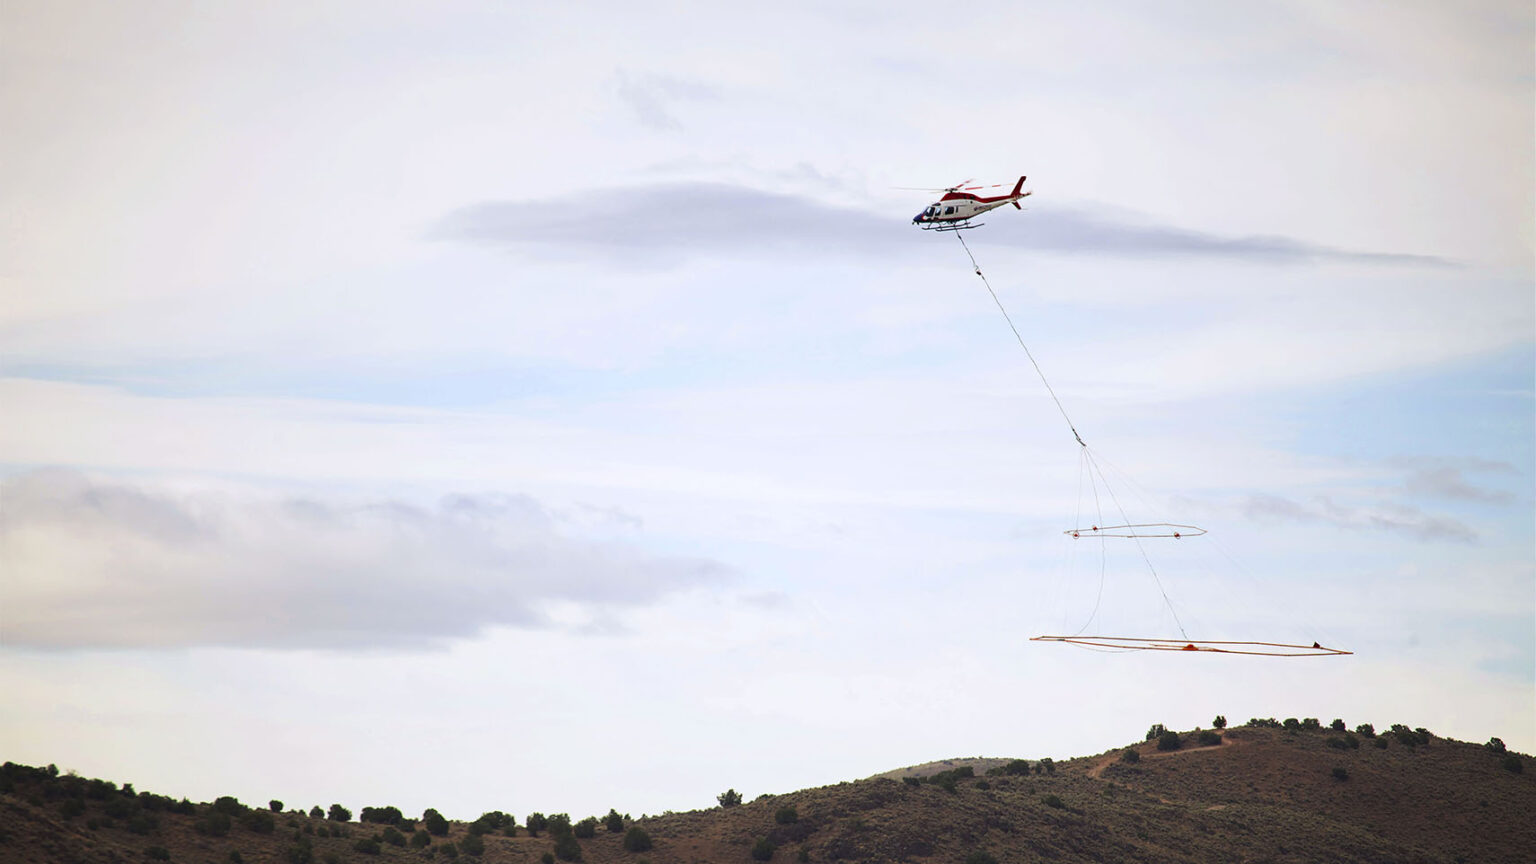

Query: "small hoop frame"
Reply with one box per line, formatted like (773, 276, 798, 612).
(1064, 523, 1207, 539)
(1031, 635, 1351, 657)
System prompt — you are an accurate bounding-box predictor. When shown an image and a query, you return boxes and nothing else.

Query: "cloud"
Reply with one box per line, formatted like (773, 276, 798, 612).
(1239, 492, 1476, 542)
(612, 70, 718, 131)
(0, 470, 727, 651)
(432, 182, 1453, 267)
(1396, 458, 1518, 504)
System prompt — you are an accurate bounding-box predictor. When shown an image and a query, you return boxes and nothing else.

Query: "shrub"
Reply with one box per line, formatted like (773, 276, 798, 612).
(440, 842, 458, 859)
(718, 788, 743, 808)
(1302, 718, 1321, 731)
(360, 806, 403, 826)
(541, 854, 554, 864)
(1247, 717, 1281, 728)
(965, 853, 999, 864)
(128, 813, 160, 834)
(242, 810, 275, 834)
(975, 779, 990, 791)
(574, 817, 597, 839)
(1145, 724, 1167, 741)
(1212, 715, 1227, 729)
(460, 833, 484, 856)
(1356, 723, 1375, 738)
(547, 813, 572, 837)
(327, 804, 351, 822)
(1157, 731, 1182, 751)
(1374, 738, 1389, 750)
(1037, 758, 1056, 775)
(309, 806, 324, 819)
(195, 812, 232, 837)
(1120, 748, 1141, 764)
(1486, 737, 1507, 754)
(1502, 755, 1523, 774)
(352, 838, 380, 855)
(525, 812, 547, 837)
(270, 800, 283, 813)
(1198, 730, 1222, 747)
(605, 809, 625, 833)
(1331, 767, 1349, 781)
(381, 827, 405, 847)
(411, 830, 432, 849)
(797, 848, 810, 863)
(1326, 737, 1349, 750)
(623, 826, 653, 852)
(936, 775, 957, 794)
(146, 846, 170, 861)
(1041, 794, 1065, 809)
(1282, 718, 1300, 731)
(214, 796, 246, 816)
(423, 808, 450, 837)
(1331, 718, 1346, 731)
(770, 804, 799, 825)
(59, 798, 86, 820)
(751, 837, 776, 861)
(229, 852, 244, 863)
(554, 832, 583, 861)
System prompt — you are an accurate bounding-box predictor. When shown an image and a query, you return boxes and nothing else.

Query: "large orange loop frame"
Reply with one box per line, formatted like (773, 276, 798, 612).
(1030, 635, 1352, 656)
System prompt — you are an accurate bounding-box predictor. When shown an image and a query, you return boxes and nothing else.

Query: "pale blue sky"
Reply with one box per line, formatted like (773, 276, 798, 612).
(1, 0, 1531, 821)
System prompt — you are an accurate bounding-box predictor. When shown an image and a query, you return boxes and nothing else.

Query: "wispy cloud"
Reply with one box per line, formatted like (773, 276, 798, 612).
(612, 70, 718, 131)
(1239, 492, 1476, 542)
(433, 182, 1453, 268)
(1394, 457, 1518, 504)
(0, 470, 727, 651)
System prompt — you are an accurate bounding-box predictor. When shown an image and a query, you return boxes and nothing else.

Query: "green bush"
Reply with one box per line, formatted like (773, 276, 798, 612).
(554, 832, 583, 861)
(1331, 767, 1349, 781)
(1212, 715, 1227, 729)
(1282, 718, 1300, 731)
(352, 837, 380, 855)
(423, 808, 450, 837)
(327, 804, 351, 823)
(623, 826, 652, 852)
(751, 837, 776, 861)
(214, 796, 246, 816)
(1002, 759, 1031, 776)
(308, 806, 324, 819)
(775, 805, 798, 825)
(547, 813, 572, 837)
(964, 853, 999, 864)
(1197, 730, 1222, 747)
(1157, 731, 1181, 751)
(381, 827, 405, 847)
(1120, 748, 1141, 764)
(1145, 724, 1167, 741)
(901, 776, 921, 787)
(541, 854, 554, 864)
(195, 812, 232, 836)
(1356, 723, 1375, 738)
(573, 817, 597, 839)
(1037, 758, 1055, 775)
(440, 841, 458, 859)
(146, 846, 170, 861)
(1502, 755, 1523, 774)
(718, 788, 743, 808)
(525, 812, 547, 837)
(460, 833, 484, 856)
(242, 810, 275, 834)
(411, 829, 432, 849)
(1041, 794, 1065, 809)
(1375, 738, 1389, 749)
(1302, 718, 1321, 731)
(360, 806, 403, 826)
(1247, 717, 1281, 728)
(59, 798, 86, 820)
(1486, 737, 1507, 754)
(1330, 718, 1346, 731)
(229, 851, 244, 863)
(605, 809, 625, 833)
(269, 800, 283, 813)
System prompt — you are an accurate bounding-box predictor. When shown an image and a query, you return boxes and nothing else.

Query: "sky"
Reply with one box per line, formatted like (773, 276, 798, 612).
(2, 0, 1533, 822)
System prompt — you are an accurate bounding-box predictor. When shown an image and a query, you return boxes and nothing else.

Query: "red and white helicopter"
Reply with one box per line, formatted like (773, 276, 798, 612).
(909, 176, 1030, 231)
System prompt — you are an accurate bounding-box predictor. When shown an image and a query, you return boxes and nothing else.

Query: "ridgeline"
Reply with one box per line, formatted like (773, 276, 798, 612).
(3, 720, 1531, 864)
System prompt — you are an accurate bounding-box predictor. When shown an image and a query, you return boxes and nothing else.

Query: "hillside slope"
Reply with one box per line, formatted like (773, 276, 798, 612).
(3, 723, 1531, 864)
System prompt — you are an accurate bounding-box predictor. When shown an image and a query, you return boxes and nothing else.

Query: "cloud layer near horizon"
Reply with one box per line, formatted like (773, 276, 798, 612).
(434, 183, 1452, 267)
(0, 470, 727, 650)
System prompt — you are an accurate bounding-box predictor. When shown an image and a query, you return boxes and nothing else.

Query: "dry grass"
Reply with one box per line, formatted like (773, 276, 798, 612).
(4, 723, 1531, 864)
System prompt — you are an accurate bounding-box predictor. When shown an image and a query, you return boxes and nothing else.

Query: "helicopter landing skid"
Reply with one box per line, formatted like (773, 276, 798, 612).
(920, 220, 983, 232)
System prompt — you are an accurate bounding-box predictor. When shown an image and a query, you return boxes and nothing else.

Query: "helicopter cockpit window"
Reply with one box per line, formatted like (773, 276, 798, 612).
(943, 206, 955, 215)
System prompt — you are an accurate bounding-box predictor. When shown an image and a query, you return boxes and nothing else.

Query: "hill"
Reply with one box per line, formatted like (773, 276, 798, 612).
(3, 720, 1531, 864)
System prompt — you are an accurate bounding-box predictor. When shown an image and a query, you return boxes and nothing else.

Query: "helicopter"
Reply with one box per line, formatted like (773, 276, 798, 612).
(909, 176, 1030, 231)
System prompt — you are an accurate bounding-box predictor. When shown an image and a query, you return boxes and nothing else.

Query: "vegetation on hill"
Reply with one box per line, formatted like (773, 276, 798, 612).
(2, 718, 1531, 863)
